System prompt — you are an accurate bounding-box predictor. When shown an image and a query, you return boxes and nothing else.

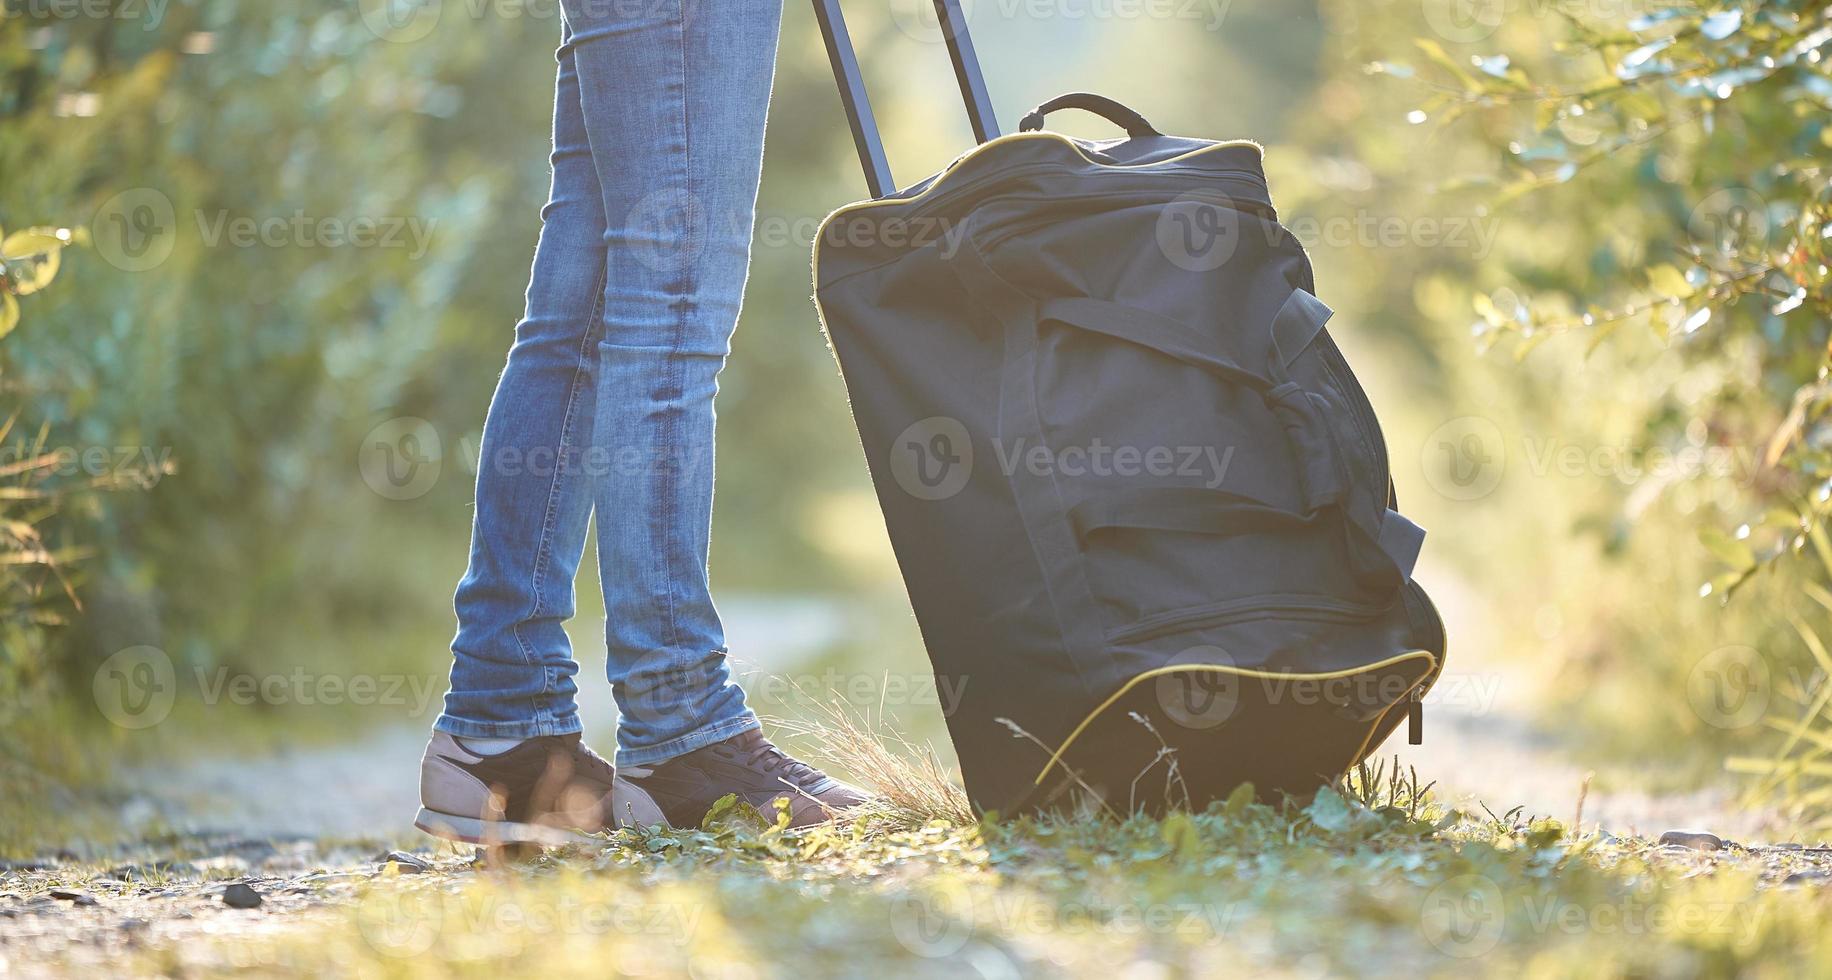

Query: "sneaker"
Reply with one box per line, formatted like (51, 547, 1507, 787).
(414, 731, 618, 846)
(610, 729, 871, 829)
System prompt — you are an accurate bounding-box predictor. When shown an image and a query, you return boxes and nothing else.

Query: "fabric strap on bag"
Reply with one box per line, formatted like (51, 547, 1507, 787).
(1037, 287, 1425, 587)
(1067, 487, 1426, 583)
(1036, 297, 1272, 393)
(1270, 288, 1334, 367)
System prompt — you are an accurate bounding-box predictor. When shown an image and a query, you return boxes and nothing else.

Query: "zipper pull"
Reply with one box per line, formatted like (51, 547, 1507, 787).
(1407, 689, 1424, 745)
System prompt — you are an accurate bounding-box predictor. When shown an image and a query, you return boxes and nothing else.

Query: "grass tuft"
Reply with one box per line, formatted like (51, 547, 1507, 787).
(772, 697, 974, 827)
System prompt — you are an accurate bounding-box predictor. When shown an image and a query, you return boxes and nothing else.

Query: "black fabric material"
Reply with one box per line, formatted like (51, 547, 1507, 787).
(813, 129, 1448, 815)
(1019, 92, 1161, 138)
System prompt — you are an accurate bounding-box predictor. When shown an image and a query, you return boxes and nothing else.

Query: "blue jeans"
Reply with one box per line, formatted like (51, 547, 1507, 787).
(435, 0, 781, 766)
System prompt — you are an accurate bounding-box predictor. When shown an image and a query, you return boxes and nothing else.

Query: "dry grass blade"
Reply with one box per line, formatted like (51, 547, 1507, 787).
(772, 695, 973, 827)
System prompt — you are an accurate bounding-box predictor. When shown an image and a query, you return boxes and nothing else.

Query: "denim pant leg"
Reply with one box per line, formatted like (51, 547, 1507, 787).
(436, 21, 606, 740)
(561, 0, 782, 766)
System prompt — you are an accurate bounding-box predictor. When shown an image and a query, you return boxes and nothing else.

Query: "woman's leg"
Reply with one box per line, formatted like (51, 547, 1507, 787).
(559, 0, 783, 765)
(435, 20, 606, 739)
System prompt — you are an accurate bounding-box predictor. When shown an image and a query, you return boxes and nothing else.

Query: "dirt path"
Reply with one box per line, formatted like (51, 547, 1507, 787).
(105, 574, 1777, 846)
(1387, 571, 1779, 841)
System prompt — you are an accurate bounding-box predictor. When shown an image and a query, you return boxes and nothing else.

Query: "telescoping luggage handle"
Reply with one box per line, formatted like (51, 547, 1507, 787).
(812, 0, 999, 198)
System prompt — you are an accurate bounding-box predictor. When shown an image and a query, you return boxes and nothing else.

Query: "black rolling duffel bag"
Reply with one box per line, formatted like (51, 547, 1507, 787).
(809, 0, 1448, 816)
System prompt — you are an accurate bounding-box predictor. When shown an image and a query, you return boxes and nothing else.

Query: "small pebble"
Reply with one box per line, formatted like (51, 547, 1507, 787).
(48, 889, 98, 907)
(1657, 830, 1724, 852)
(221, 882, 264, 909)
(1784, 870, 1831, 886)
(375, 850, 431, 874)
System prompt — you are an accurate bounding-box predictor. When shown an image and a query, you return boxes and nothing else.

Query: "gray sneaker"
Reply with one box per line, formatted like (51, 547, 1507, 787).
(414, 731, 618, 846)
(610, 729, 871, 829)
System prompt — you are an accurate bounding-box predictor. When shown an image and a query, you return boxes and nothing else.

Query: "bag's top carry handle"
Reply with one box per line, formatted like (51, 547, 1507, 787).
(812, 0, 1000, 198)
(1018, 93, 1161, 139)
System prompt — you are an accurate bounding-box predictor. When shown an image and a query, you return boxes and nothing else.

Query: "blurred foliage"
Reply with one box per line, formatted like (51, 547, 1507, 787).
(1304, 0, 1832, 828)
(0, 221, 105, 717)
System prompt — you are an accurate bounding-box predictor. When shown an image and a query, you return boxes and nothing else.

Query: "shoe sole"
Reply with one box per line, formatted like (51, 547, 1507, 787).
(607, 775, 860, 830)
(413, 807, 601, 847)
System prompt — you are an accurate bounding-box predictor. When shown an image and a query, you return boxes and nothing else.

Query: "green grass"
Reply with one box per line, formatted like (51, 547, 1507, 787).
(14, 765, 1830, 979)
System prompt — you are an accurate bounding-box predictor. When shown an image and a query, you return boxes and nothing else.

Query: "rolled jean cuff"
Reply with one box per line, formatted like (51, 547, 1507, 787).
(433, 713, 583, 741)
(614, 710, 760, 768)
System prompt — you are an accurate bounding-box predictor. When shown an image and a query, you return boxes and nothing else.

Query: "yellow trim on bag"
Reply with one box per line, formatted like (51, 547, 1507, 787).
(1030, 650, 1440, 788)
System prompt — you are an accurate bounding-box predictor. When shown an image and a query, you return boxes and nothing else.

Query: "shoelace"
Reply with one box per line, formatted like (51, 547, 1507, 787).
(733, 738, 823, 788)
(549, 735, 616, 781)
